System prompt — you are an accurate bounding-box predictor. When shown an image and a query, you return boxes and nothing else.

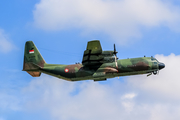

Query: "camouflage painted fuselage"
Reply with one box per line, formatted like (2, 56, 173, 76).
(23, 41, 165, 81)
(39, 57, 158, 81)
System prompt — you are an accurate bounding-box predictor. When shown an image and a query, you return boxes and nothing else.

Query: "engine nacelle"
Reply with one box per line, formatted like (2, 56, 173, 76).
(103, 57, 116, 63)
(102, 51, 114, 57)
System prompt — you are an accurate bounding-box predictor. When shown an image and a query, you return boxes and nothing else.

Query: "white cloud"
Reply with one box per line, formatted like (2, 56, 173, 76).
(127, 53, 180, 100)
(121, 93, 137, 99)
(33, 0, 180, 44)
(0, 92, 21, 111)
(20, 52, 180, 120)
(0, 29, 15, 53)
(2, 53, 180, 119)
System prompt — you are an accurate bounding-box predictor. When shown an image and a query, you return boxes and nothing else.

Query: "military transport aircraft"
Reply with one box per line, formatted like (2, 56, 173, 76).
(23, 40, 165, 81)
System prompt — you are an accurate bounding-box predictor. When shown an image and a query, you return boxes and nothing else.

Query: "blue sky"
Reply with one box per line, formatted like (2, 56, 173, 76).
(1, 0, 180, 120)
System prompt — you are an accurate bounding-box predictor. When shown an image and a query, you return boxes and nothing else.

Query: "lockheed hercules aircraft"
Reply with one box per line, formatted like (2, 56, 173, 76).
(23, 40, 165, 81)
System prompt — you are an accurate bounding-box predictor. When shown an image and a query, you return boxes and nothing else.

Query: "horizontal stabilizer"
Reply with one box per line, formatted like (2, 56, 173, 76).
(27, 71, 41, 77)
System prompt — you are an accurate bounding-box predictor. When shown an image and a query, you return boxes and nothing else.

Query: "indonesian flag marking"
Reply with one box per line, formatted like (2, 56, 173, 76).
(29, 50, 34, 54)
(64, 68, 69, 73)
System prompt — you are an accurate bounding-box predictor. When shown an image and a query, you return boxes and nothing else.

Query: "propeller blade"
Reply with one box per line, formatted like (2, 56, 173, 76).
(114, 44, 116, 53)
(113, 44, 117, 55)
(115, 55, 118, 69)
(113, 44, 118, 69)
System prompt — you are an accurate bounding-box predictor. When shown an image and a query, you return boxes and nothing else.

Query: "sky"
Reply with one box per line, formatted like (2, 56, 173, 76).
(1, 0, 180, 120)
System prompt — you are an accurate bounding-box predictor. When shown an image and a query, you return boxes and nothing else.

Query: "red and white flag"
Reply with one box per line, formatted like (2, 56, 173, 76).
(29, 50, 34, 54)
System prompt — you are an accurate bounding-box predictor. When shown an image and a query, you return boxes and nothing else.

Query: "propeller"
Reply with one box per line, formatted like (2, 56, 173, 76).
(113, 44, 118, 69)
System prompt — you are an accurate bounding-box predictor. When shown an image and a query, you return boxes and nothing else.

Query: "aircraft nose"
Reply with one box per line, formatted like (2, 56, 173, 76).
(158, 62, 165, 70)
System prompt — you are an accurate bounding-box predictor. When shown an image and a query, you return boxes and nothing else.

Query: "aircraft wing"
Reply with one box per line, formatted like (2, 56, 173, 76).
(82, 40, 104, 67)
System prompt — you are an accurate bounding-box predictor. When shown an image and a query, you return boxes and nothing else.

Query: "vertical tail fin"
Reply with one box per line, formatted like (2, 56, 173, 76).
(23, 41, 46, 77)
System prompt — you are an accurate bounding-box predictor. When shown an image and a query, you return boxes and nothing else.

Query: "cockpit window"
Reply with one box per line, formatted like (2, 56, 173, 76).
(151, 57, 158, 61)
(151, 57, 156, 61)
(151, 57, 159, 62)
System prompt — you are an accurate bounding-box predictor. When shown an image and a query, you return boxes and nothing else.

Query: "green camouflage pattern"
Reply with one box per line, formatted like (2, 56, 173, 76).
(82, 40, 103, 67)
(23, 41, 46, 77)
(23, 41, 165, 81)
